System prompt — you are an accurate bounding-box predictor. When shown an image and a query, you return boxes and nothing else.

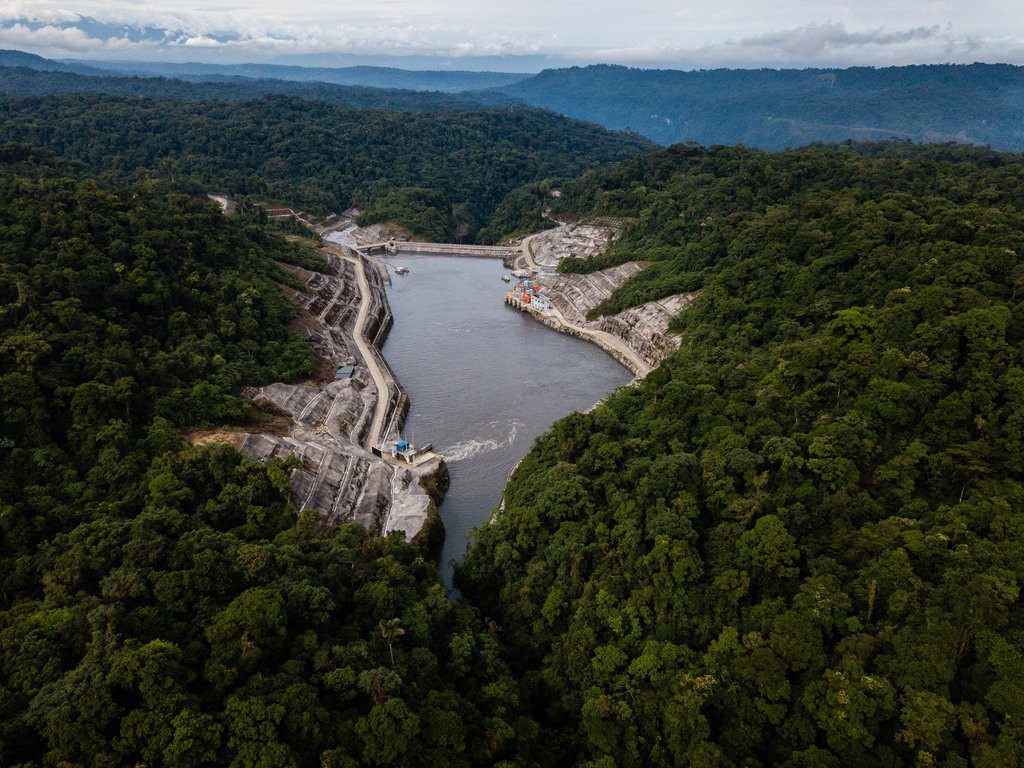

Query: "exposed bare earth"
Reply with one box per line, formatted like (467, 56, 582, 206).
(515, 223, 695, 377)
(185, 429, 246, 449)
(527, 220, 624, 269)
(237, 242, 444, 542)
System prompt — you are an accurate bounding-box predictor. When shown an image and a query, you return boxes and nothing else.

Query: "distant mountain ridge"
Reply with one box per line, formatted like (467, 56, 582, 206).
(64, 59, 532, 93)
(0, 64, 480, 111)
(0, 49, 110, 76)
(5, 50, 1024, 152)
(0, 49, 76, 71)
(472, 63, 1024, 151)
(0, 48, 530, 94)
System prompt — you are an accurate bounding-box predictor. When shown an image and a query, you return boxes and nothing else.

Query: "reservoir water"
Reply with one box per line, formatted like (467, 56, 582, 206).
(380, 255, 632, 583)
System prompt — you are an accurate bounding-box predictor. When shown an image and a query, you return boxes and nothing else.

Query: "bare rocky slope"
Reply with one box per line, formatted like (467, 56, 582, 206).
(239, 245, 445, 544)
(518, 223, 694, 375)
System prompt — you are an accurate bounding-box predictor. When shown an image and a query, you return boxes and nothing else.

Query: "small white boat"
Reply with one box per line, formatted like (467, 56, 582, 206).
(501, 274, 511, 282)
(394, 266, 410, 275)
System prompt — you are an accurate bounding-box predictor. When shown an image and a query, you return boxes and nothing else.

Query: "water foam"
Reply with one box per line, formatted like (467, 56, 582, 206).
(440, 420, 521, 462)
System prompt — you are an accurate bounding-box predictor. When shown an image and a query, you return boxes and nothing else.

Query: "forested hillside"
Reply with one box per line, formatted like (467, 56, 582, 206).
(73, 59, 530, 93)
(4, 79, 1024, 763)
(0, 65, 478, 111)
(0, 93, 651, 241)
(459, 143, 1024, 766)
(474, 63, 1024, 151)
(0, 147, 537, 766)
(11, 50, 1024, 153)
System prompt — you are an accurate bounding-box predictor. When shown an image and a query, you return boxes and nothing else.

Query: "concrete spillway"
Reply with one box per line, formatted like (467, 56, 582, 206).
(363, 241, 520, 259)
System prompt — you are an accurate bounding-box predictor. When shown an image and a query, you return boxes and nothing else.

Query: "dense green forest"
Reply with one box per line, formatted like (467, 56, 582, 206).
(0, 147, 537, 766)
(0, 93, 651, 242)
(473, 63, 1024, 151)
(4, 109, 1024, 764)
(458, 143, 1024, 765)
(492, 142, 1024, 315)
(0, 65, 479, 111)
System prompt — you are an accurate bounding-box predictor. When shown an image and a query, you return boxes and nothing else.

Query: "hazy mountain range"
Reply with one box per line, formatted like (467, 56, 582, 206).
(69, 57, 530, 93)
(470, 63, 1024, 150)
(3, 49, 1024, 152)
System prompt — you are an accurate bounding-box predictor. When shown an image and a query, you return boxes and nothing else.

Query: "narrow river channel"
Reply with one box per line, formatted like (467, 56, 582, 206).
(380, 255, 633, 584)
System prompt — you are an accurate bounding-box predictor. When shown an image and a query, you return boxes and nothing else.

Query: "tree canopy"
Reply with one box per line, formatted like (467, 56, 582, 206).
(0, 92, 651, 242)
(458, 142, 1024, 766)
(5, 128, 1024, 766)
(0, 147, 536, 766)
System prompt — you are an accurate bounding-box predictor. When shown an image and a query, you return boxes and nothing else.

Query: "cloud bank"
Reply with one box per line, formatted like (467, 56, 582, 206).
(0, 3, 1020, 69)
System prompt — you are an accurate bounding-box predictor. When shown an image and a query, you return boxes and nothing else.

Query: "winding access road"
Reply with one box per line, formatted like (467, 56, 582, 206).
(515, 230, 542, 270)
(513, 225, 650, 378)
(331, 246, 392, 451)
(515, 219, 568, 271)
(546, 303, 651, 378)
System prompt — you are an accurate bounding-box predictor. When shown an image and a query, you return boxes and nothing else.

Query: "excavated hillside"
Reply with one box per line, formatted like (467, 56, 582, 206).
(239, 247, 444, 544)
(518, 223, 694, 374)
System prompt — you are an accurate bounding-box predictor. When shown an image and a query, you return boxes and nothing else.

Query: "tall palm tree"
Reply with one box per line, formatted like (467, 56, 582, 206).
(379, 618, 405, 666)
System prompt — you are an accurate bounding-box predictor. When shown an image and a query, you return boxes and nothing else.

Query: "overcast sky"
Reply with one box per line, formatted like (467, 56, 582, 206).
(2, 0, 1022, 70)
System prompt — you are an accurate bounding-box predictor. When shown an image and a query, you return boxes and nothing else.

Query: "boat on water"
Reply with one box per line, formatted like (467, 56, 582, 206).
(501, 274, 511, 282)
(394, 266, 410, 275)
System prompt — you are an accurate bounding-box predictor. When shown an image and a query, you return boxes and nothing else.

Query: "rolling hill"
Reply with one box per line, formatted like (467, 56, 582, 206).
(473, 63, 1024, 151)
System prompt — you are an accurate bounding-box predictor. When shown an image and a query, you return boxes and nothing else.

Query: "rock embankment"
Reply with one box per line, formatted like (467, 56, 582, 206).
(515, 226, 695, 376)
(527, 220, 624, 269)
(594, 294, 695, 367)
(538, 263, 644, 319)
(238, 247, 443, 544)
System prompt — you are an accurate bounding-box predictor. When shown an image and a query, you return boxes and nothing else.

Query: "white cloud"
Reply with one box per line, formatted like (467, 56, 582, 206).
(0, 23, 107, 52)
(0, 2, 1021, 67)
(0, 3, 81, 24)
(578, 21, 1020, 69)
(740, 22, 944, 57)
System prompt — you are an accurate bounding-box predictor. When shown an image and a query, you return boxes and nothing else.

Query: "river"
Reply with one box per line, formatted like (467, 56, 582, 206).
(380, 255, 632, 583)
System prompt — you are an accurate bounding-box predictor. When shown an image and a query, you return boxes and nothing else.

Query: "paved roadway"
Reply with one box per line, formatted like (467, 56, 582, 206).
(513, 226, 650, 377)
(330, 245, 392, 451)
(515, 220, 568, 270)
(515, 230, 541, 270)
(545, 303, 651, 378)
